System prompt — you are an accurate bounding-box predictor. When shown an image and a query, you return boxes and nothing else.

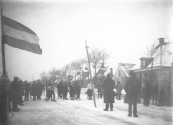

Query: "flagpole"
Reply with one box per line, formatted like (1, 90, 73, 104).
(85, 40, 96, 107)
(0, 3, 9, 125)
(1, 5, 5, 77)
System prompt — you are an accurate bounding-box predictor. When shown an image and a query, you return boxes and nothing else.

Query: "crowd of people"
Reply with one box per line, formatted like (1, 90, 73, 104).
(45, 80, 82, 101)
(0, 71, 171, 121)
(10, 77, 43, 112)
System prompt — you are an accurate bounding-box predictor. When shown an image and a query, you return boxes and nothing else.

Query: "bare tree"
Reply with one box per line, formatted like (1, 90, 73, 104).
(89, 48, 109, 76)
(40, 71, 48, 84)
(62, 64, 72, 77)
(48, 68, 62, 81)
(146, 39, 169, 84)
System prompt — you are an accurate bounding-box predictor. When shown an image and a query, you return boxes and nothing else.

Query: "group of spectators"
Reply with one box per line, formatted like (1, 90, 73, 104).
(10, 77, 43, 112)
(45, 80, 81, 101)
(141, 74, 171, 107)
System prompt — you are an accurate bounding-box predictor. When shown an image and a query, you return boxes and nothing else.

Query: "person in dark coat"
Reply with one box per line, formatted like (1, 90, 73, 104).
(116, 81, 122, 100)
(24, 81, 30, 101)
(62, 82, 69, 100)
(76, 81, 81, 100)
(10, 77, 21, 112)
(124, 70, 141, 117)
(142, 74, 151, 106)
(18, 79, 24, 105)
(36, 79, 42, 100)
(102, 74, 115, 111)
(69, 82, 75, 100)
(96, 80, 103, 99)
(151, 81, 158, 105)
(45, 82, 51, 101)
(46, 83, 56, 101)
(87, 82, 93, 100)
(31, 81, 37, 100)
(57, 81, 63, 99)
(73, 82, 77, 99)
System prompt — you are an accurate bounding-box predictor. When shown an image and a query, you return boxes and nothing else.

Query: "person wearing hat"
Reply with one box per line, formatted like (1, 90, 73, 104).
(124, 70, 141, 117)
(87, 81, 93, 100)
(102, 73, 115, 111)
(11, 77, 22, 112)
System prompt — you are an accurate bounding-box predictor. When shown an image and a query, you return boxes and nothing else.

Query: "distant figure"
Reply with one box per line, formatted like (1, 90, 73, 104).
(116, 81, 122, 100)
(24, 80, 30, 101)
(87, 82, 93, 100)
(124, 70, 141, 117)
(36, 79, 42, 100)
(76, 81, 81, 100)
(46, 83, 56, 101)
(102, 74, 115, 111)
(142, 74, 151, 106)
(57, 80, 63, 99)
(10, 77, 21, 112)
(96, 80, 103, 99)
(69, 82, 75, 100)
(31, 81, 37, 100)
(151, 81, 158, 105)
(18, 79, 24, 105)
(62, 82, 69, 100)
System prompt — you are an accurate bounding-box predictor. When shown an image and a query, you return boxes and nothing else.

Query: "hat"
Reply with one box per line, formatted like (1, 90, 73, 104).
(129, 70, 135, 75)
(107, 73, 111, 78)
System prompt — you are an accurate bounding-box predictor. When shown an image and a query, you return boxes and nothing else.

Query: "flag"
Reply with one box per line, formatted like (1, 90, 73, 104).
(2, 16, 42, 54)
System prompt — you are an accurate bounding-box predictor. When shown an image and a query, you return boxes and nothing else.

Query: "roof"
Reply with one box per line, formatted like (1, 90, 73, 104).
(140, 57, 153, 60)
(133, 65, 171, 73)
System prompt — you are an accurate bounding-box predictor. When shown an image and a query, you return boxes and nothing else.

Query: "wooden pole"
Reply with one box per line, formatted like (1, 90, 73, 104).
(171, 56, 173, 106)
(85, 40, 96, 107)
(0, 3, 9, 125)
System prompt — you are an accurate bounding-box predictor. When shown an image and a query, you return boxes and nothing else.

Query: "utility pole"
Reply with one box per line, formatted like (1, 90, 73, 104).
(85, 40, 96, 107)
(171, 54, 173, 106)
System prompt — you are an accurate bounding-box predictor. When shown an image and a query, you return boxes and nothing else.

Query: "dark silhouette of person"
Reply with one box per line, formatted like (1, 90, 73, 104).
(102, 74, 115, 111)
(124, 70, 141, 117)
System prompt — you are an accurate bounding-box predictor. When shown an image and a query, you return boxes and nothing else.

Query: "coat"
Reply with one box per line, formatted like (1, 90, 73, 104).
(124, 76, 141, 104)
(96, 83, 103, 92)
(57, 82, 63, 95)
(69, 83, 74, 96)
(116, 83, 122, 94)
(10, 79, 20, 102)
(76, 84, 81, 94)
(36, 81, 42, 96)
(102, 78, 115, 103)
(24, 83, 30, 96)
(142, 78, 151, 99)
(31, 83, 37, 96)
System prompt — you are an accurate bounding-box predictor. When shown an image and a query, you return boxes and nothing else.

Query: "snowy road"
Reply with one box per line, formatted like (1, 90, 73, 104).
(10, 93, 172, 125)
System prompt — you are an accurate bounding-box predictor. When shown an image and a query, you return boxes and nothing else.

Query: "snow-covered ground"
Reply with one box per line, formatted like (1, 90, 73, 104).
(10, 92, 172, 125)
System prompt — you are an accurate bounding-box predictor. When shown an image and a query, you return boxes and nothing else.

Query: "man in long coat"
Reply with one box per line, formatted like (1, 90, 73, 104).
(124, 70, 141, 117)
(10, 77, 21, 112)
(96, 80, 103, 99)
(36, 79, 42, 100)
(31, 81, 37, 100)
(62, 82, 69, 100)
(76, 81, 81, 100)
(116, 81, 122, 100)
(142, 74, 151, 106)
(69, 82, 74, 100)
(24, 81, 30, 101)
(102, 74, 115, 111)
(57, 80, 63, 99)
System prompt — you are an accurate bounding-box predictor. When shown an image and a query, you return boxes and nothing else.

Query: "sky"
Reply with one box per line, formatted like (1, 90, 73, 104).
(1, 0, 172, 81)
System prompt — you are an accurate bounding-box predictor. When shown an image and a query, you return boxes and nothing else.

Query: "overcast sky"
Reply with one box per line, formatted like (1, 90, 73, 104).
(2, 0, 172, 81)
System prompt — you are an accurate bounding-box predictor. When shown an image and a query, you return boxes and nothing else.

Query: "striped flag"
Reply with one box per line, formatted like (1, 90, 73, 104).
(2, 16, 42, 54)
